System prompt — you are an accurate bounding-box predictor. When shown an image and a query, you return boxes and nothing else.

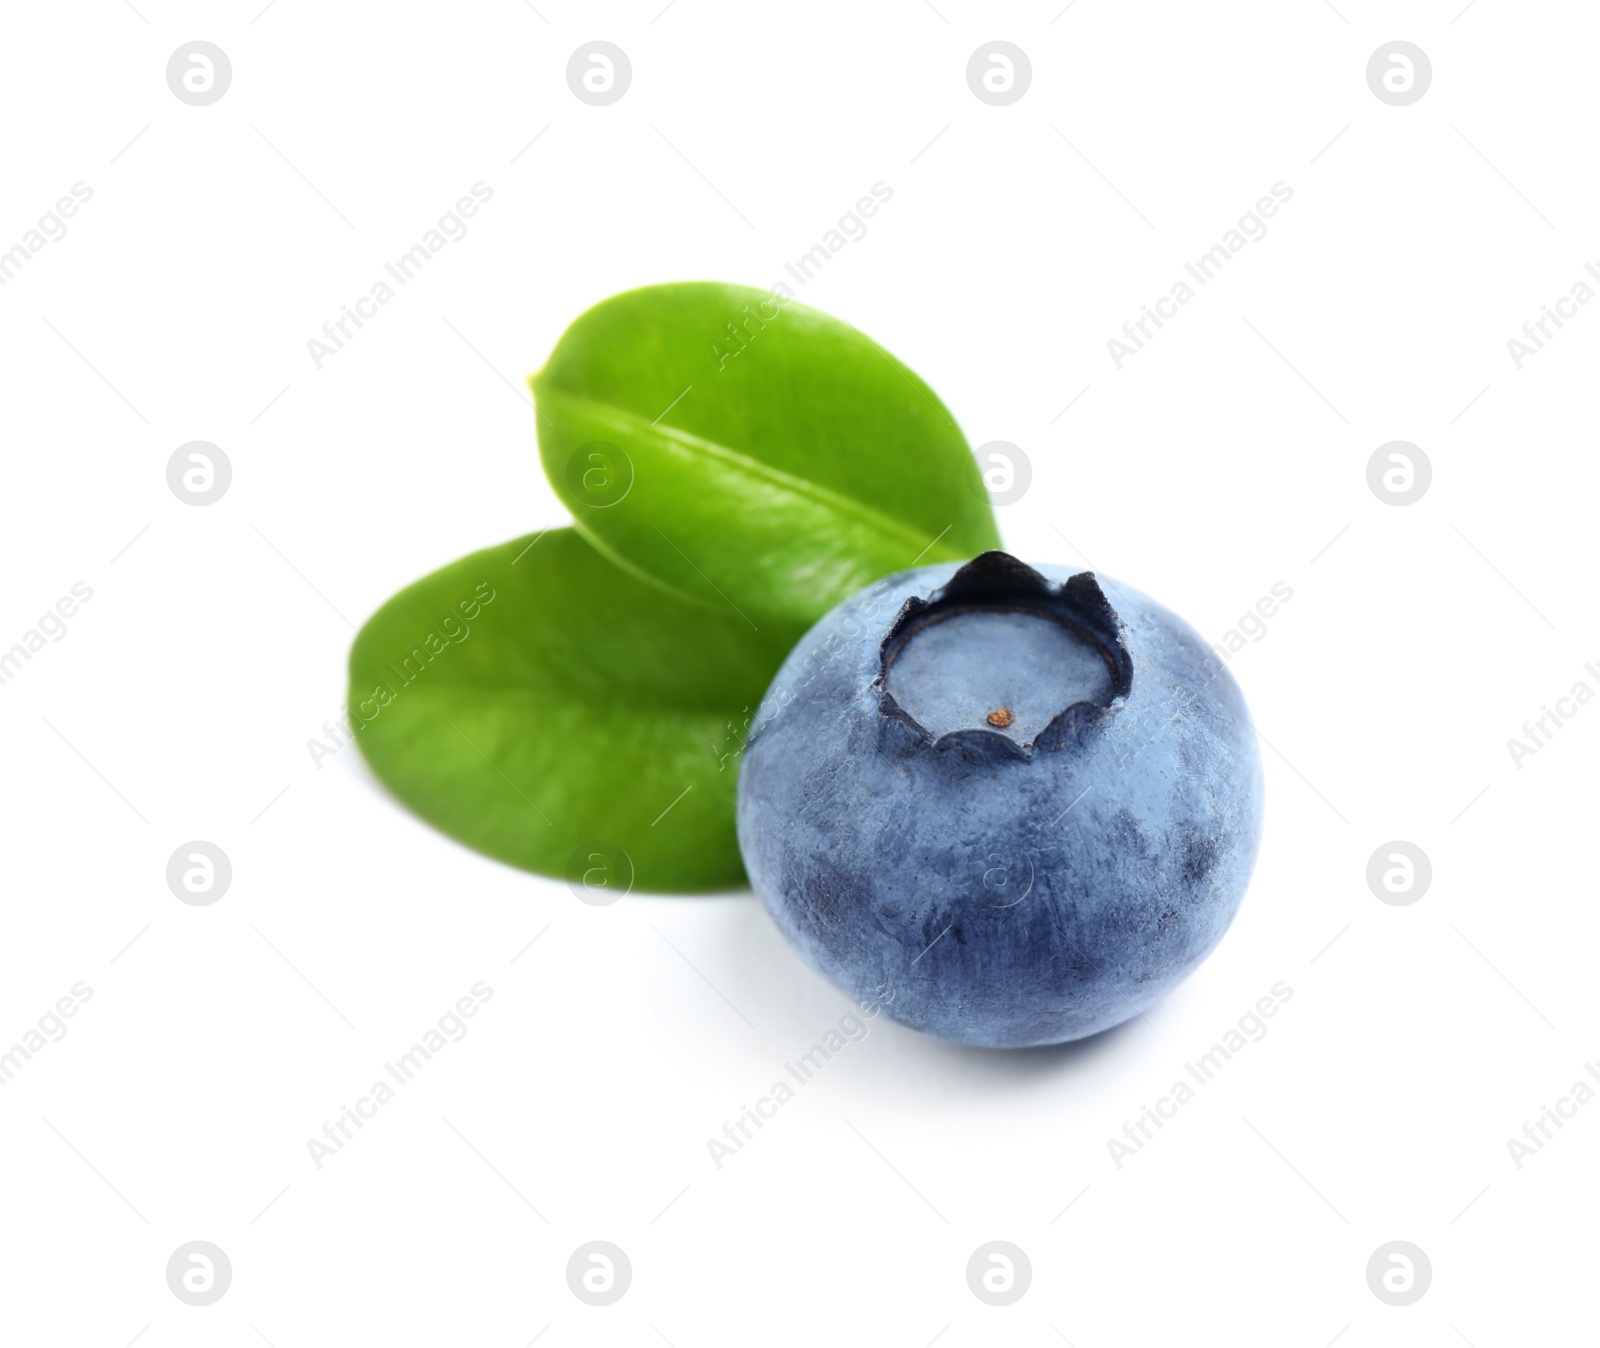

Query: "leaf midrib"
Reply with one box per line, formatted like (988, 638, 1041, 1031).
(353, 670, 770, 716)
(537, 384, 971, 565)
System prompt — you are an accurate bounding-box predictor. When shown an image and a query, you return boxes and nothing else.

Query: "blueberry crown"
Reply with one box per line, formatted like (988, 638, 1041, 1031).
(874, 551, 1133, 758)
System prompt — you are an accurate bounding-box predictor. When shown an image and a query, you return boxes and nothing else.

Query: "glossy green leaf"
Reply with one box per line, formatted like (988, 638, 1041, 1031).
(348, 529, 804, 891)
(531, 281, 1001, 627)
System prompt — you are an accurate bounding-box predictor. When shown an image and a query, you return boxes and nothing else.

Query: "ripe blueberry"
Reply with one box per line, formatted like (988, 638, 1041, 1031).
(736, 552, 1264, 1048)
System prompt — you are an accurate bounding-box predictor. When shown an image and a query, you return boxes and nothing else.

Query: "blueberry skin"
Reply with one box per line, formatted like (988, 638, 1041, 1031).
(736, 552, 1264, 1048)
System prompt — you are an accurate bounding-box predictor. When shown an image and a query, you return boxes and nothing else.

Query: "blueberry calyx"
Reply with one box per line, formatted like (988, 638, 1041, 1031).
(874, 550, 1132, 759)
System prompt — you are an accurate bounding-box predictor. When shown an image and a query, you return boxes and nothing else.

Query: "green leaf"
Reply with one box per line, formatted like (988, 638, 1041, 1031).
(532, 281, 1001, 627)
(348, 529, 804, 891)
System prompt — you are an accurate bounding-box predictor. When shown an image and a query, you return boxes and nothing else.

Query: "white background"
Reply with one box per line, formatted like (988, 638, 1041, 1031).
(1, 1, 1595, 1343)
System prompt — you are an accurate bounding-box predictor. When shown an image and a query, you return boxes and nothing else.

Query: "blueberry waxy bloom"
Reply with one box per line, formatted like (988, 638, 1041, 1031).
(736, 552, 1264, 1048)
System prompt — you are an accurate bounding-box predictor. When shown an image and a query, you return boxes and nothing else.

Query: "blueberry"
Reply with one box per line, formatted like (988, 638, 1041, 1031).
(736, 551, 1264, 1048)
